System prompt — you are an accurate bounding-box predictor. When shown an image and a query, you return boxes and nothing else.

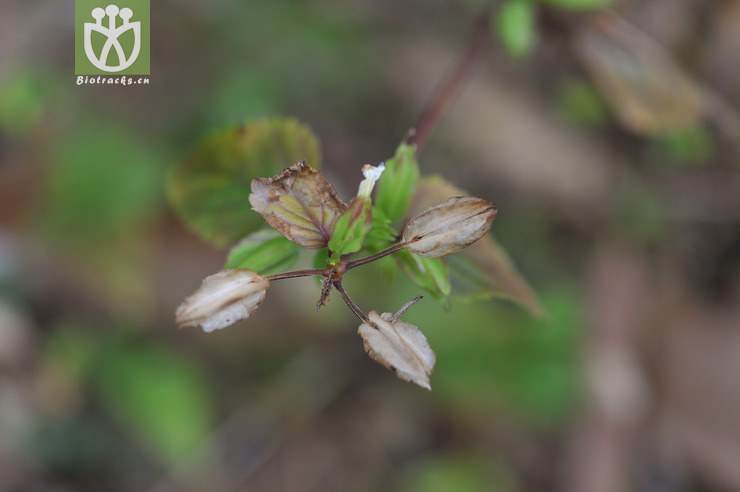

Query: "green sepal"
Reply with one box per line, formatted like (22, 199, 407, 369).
(224, 229, 300, 275)
(327, 196, 372, 264)
(365, 206, 397, 251)
(395, 249, 451, 300)
(374, 143, 420, 223)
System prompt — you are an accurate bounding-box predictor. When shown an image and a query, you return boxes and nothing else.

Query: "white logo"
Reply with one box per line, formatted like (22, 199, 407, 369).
(84, 4, 141, 72)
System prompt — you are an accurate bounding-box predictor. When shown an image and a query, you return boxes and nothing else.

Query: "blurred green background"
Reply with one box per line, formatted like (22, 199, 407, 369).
(2, 0, 740, 491)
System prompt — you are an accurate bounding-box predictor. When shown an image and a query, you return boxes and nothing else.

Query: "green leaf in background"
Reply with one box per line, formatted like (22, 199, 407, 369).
(0, 70, 53, 134)
(419, 287, 580, 425)
(167, 118, 321, 247)
(395, 249, 451, 300)
(557, 79, 608, 125)
(497, 0, 536, 58)
(451, 235, 544, 316)
(650, 126, 713, 165)
(374, 143, 420, 223)
(224, 229, 300, 274)
(40, 122, 164, 244)
(402, 454, 515, 492)
(328, 197, 373, 263)
(95, 342, 213, 464)
(541, 0, 612, 10)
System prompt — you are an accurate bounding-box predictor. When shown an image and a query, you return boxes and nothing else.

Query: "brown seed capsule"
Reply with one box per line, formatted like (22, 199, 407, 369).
(175, 270, 269, 332)
(357, 311, 435, 390)
(401, 196, 496, 258)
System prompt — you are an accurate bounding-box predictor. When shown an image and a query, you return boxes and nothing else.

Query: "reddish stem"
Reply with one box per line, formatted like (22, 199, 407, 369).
(406, 13, 491, 151)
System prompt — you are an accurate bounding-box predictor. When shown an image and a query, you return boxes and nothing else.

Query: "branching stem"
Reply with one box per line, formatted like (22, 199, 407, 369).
(345, 242, 407, 270)
(264, 268, 325, 281)
(333, 280, 369, 323)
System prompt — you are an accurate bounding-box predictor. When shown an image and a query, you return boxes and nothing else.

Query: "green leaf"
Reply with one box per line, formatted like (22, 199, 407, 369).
(249, 161, 347, 249)
(374, 143, 420, 223)
(167, 118, 321, 247)
(396, 249, 451, 300)
(328, 197, 372, 263)
(95, 342, 213, 464)
(542, 0, 612, 10)
(497, 0, 536, 58)
(224, 229, 300, 274)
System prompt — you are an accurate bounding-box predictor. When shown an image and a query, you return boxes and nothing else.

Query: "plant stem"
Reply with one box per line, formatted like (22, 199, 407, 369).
(333, 281, 369, 323)
(406, 12, 490, 151)
(345, 242, 407, 270)
(264, 268, 325, 281)
(391, 296, 423, 322)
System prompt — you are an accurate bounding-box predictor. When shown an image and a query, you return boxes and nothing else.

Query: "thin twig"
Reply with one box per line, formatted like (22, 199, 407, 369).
(264, 268, 325, 281)
(333, 281, 369, 323)
(406, 12, 491, 151)
(345, 242, 407, 270)
(390, 296, 423, 322)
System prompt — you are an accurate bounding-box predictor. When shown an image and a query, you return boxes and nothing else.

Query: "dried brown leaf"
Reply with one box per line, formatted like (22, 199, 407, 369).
(249, 162, 347, 249)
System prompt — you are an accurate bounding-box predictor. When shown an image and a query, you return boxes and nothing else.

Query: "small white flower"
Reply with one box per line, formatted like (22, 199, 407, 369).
(357, 162, 385, 198)
(176, 270, 269, 332)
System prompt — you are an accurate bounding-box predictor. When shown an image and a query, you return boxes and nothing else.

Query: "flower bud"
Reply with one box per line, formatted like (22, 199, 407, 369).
(358, 310, 435, 390)
(401, 196, 496, 258)
(176, 270, 269, 332)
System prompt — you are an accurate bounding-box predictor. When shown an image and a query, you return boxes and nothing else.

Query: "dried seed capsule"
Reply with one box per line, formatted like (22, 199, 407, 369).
(176, 270, 269, 332)
(402, 196, 496, 258)
(357, 310, 435, 390)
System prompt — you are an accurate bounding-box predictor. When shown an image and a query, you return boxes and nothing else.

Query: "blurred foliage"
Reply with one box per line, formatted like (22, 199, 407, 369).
(39, 122, 165, 246)
(0, 70, 54, 134)
(401, 453, 515, 492)
(42, 327, 214, 465)
(541, 0, 612, 10)
(496, 0, 536, 58)
(557, 79, 609, 126)
(167, 118, 321, 247)
(649, 127, 714, 166)
(420, 287, 580, 424)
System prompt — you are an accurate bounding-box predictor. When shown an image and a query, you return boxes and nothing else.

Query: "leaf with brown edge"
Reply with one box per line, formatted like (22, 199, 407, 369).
(358, 310, 435, 390)
(411, 176, 544, 316)
(249, 162, 347, 249)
